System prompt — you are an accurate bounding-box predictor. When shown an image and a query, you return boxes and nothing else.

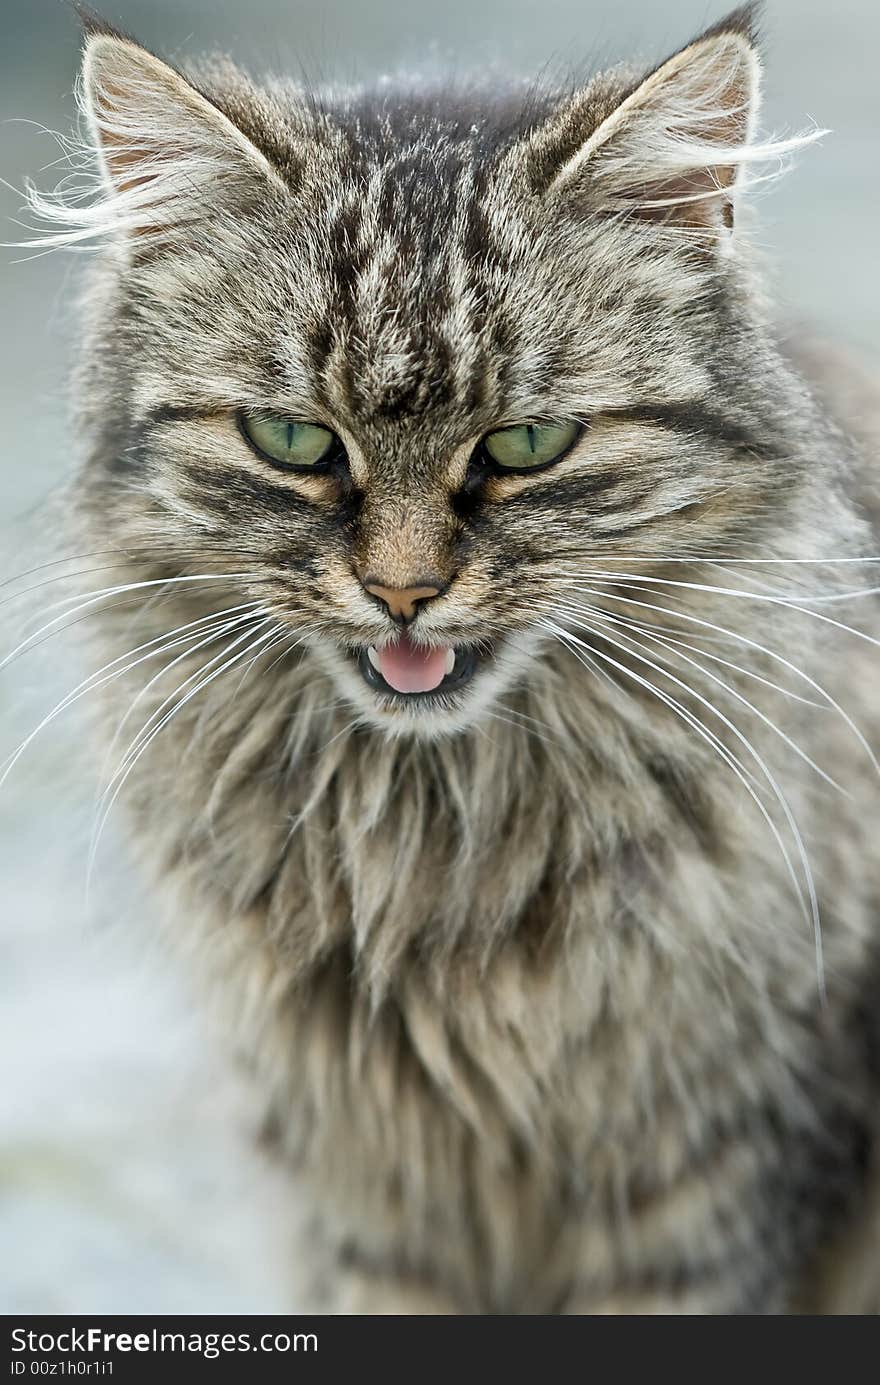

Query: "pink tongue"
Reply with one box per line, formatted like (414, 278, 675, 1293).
(378, 634, 449, 694)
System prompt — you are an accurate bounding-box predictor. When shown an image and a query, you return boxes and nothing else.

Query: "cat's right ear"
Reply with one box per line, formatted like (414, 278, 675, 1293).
(79, 28, 286, 240)
(509, 5, 823, 244)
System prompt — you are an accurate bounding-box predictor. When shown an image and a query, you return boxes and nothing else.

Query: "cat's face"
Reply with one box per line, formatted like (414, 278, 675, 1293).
(66, 16, 801, 738)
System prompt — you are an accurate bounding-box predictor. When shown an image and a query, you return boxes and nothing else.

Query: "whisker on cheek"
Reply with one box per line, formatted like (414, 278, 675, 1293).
(0, 603, 265, 791)
(539, 615, 826, 995)
(543, 581, 880, 778)
(87, 617, 278, 887)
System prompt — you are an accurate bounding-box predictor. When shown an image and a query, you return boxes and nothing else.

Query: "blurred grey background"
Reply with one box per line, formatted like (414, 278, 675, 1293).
(0, 0, 877, 1313)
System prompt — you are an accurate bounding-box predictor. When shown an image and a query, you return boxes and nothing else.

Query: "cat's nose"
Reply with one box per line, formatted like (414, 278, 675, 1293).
(361, 578, 443, 625)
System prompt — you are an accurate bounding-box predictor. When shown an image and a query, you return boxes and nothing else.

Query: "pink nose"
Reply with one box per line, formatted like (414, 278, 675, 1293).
(362, 580, 442, 624)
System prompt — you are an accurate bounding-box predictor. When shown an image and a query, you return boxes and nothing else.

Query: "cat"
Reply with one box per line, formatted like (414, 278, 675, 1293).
(16, 1, 880, 1311)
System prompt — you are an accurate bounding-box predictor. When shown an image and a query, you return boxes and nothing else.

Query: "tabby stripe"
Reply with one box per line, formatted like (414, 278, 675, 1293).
(143, 403, 216, 427)
(601, 402, 777, 456)
(175, 466, 322, 518)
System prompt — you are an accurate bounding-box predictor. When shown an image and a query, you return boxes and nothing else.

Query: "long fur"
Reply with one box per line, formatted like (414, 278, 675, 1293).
(12, 4, 880, 1312)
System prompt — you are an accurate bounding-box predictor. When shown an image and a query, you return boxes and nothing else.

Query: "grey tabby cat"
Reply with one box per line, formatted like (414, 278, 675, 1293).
(20, 2, 880, 1311)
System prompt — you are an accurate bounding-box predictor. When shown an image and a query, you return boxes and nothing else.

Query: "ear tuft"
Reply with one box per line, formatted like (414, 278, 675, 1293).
(700, 1, 763, 46)
(567, 27, 762, 231)
(521, 4, 824, 239)
(72, 4, 138, 45)
(82, 34, 283, 223)
(15, 31, 285, 254)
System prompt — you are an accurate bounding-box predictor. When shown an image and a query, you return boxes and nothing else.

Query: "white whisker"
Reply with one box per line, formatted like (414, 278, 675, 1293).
(538, 614, 825, 996)
(483, 708, 560, 749)
(100, 606, 268, 778)
(105, 617, 274, 790)
(0, 571, 255, 671)
(551, 583, 880, 778)
(87, 619, 278, 885)
(0, 603, 262, 790)
(575, 570, 880, 632)
(551, 598, 846, 795)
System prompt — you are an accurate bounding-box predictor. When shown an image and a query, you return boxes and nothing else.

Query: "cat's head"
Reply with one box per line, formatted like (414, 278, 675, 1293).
(43, 6, 821, 738)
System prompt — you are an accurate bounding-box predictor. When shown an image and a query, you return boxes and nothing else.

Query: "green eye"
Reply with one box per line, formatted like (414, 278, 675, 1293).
(482, 421, 581, 472)
(240, 413, 339, 469)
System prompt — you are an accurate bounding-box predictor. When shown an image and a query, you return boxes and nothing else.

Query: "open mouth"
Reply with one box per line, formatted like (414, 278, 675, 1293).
(356, 633, 481, 699)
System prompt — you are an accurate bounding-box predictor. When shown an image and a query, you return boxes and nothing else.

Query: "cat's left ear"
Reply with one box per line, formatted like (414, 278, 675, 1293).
(516, 5, 814, 237)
